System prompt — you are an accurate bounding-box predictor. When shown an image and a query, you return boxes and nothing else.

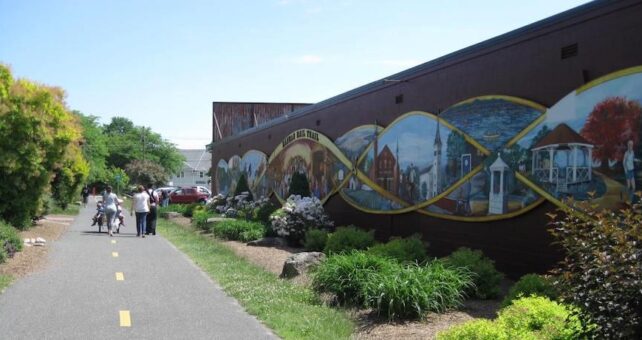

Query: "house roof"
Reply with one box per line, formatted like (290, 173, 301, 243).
(180, 149, 211, 172)
(532, 123, 591, 149)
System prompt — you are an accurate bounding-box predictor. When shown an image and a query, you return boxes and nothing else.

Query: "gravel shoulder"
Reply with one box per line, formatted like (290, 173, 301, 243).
(0, 215, 72, 280)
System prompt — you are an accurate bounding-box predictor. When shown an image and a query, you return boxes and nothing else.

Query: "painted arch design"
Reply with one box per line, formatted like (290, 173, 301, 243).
(212, 65, 642, 221)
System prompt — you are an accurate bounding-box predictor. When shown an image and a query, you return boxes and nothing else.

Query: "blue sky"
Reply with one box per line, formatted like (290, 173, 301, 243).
(0, 0, 589, 148)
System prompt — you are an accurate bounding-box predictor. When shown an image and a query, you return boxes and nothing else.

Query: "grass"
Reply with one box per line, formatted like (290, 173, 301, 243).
(157, 219, 354, 339)
(0, 274, 13, 293)
(49, 204, 80, 215)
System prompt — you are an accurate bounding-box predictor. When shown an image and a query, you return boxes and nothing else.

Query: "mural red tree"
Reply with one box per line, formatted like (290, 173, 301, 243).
(580, 96, 641, 170)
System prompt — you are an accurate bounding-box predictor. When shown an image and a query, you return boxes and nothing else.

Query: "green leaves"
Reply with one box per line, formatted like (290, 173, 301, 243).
(0, 65, 88, 227)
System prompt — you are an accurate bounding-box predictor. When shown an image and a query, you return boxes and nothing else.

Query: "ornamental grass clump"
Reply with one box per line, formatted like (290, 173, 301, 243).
(442, 247, 504, 299)
(323, 225, 375, 254)
(549, 196, 642, 339)
(269, 195, 333, 246)
(311, 251, 473, 319)
(311, 251, 397, 306)
(364, 260, 473, 320)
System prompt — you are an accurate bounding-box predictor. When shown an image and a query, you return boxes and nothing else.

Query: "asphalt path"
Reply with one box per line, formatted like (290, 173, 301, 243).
(0, 196, 277, 339)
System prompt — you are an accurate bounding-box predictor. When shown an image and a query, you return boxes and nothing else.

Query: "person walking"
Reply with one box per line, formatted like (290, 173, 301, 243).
(81, 186, 90, 207)
(146, 184, 159, 235)
(130, 185, 150, 238)
(103, 186, 120, 237)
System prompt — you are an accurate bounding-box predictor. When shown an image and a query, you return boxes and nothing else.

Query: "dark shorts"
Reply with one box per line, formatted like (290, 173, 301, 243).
(625, 169, 635, 180)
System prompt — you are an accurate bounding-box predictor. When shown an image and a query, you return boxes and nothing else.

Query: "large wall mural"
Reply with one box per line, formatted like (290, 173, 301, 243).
(214, 66, 642, 221)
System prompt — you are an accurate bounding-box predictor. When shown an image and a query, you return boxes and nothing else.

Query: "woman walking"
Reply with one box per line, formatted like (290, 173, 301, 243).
(130, 185, 150, 237)
(103, 186, 120, 237)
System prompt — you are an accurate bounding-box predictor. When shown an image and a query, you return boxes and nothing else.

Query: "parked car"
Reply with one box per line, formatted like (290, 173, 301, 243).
(195, 186, 212, 197)
(168, 187, 210, 204)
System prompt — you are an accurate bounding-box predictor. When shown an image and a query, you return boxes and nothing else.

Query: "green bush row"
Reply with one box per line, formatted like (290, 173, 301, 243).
(437, 296, 585, 340)
(210, 220, 265, 243)
(304, 227, 427, 264)
(0, 220, 23, 263)
(311, 251, 473, 319)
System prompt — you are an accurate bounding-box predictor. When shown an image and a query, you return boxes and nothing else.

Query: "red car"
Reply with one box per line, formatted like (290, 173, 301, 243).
(168, 187, 210, 204)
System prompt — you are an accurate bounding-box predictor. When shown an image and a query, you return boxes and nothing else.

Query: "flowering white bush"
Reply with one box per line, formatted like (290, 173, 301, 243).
(270, 195, 333, 246)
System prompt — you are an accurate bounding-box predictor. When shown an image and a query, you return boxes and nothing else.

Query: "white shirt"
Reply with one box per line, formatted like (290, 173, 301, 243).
(132, 192, 150, 213)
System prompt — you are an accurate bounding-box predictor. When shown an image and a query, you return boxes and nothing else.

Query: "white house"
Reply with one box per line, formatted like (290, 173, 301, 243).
(169, 149, 212, 187)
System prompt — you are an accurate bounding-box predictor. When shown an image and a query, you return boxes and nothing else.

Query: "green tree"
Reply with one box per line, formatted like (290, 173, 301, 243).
(125, 160, 169, 187)
(76, 112, 109, 184)
(0, 65, 87, 228)
(103, 117, 183, 182)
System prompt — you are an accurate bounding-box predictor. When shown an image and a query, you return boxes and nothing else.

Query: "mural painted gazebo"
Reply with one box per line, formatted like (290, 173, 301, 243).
(489, 154, 509, 215)
(531, 123, 593, 193)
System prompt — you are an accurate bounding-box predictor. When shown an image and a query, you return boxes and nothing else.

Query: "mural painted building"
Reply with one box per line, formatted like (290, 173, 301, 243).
(210, 0, 642, 277)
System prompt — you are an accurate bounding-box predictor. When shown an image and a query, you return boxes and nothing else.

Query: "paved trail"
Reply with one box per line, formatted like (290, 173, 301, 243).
(0, 197, 276, 339)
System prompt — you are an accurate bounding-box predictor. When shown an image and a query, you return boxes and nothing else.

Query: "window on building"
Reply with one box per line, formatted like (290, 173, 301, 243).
(179, 171, 184, 178)
(199, 172, 204, 178)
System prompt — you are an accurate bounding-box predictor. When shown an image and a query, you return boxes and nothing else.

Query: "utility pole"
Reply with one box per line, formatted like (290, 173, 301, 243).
(141, 127, 147, 162)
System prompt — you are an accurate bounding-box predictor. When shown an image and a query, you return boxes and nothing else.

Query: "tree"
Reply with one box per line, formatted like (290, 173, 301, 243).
(103, 117, 184, 181)
(76, 112, 109, 184)
(125, 160, 169, 187)
(580, 96, 641, 170)
(0, 64, 88, 227)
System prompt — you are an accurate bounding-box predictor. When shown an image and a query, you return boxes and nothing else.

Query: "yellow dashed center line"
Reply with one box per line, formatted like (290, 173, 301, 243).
(112, 252, 119, 257)
(119, 310, 131, 327)
(115, 272, 124, 281)
(111, 240, 116, 244)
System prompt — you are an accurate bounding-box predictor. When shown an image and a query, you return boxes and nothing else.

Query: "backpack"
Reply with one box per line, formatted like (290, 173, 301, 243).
(148, 189, 157, 204)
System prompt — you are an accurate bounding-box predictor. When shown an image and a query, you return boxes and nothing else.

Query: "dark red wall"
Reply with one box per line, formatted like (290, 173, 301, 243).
(210, 0, 642, 278)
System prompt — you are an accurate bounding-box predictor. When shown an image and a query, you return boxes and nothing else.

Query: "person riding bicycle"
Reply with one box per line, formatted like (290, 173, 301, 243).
(91, 202, 104, 226)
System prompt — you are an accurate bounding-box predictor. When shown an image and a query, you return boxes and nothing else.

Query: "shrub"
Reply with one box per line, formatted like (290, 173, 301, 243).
(252, 199, 279, 226)
(304, 229, 329, 252)
(367, 234, 427, 263)
(437, 319, 508, 340)
(311, 251, 398, 306)
(498, 296, 584, 339)
(0, 220, 22, 262)
(210, 219, 265, 242)
(364, 261, 472, 319)
(438, 296, 585, 340)
(182, 203, 201, 218)
(270, 195, 333, 246)
(192, 210, 213, 231)
(442, 247, 504, 299)
(323, 225, 375, 254)
(501, 274, 559, 308)
(549, 197, 642, 338)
